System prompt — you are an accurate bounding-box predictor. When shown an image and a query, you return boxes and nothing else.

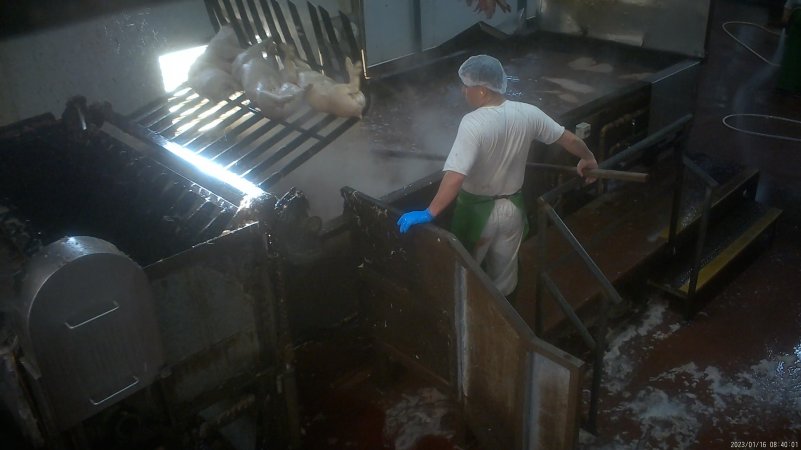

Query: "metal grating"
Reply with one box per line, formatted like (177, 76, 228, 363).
(203, 0, 362, 77)
(0, 112, 238, 266)
(126, 0, 364, 196)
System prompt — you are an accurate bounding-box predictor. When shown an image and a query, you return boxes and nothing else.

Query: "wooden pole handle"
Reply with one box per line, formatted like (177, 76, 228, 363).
(369, 150, 648, 183)
(526, 163, 648, 183)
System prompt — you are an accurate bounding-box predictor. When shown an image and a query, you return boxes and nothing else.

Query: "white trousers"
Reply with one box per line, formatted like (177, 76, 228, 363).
(471, 199, 524, 296)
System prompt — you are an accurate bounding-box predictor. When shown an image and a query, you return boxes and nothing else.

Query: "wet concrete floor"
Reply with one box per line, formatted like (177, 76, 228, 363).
(294, 333, 476, 450)
(579, 0, 801, 448)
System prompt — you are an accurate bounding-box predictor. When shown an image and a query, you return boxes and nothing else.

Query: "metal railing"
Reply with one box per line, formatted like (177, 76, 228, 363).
(344, 186, 585, 450)
(665, 152, 720, 318)
(533, 114, 693, 433)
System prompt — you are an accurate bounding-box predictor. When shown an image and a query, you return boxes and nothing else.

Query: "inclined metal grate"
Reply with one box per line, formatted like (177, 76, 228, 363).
(204, 0, 362, 77)
(125, 0, 364, 196)
(0, 110, 238, 265)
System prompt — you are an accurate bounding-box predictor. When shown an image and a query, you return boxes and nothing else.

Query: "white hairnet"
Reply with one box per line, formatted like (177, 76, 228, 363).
(458, 55, 507, 94)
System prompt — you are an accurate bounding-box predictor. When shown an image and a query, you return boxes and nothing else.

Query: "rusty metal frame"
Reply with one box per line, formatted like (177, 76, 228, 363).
(145, 223, 300, 449)
(343, 186, 585, 450)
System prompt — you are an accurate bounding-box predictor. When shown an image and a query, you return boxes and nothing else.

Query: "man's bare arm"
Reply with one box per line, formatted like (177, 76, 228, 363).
(428, 171, 466, 217)
(555, 130, 598, 179)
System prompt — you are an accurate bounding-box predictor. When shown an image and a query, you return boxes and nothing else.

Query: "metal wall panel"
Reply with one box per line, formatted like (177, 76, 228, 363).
(364, 0, 530, 66)
(539, 0, 711, 58)
(363, 0, 417, 66)
(344, 187, 584, 450)
(526, 352, 579, 450)
(648, 60, 701, 135)
(462, 266, 583, 450)
(420, 0, 524, 52)
(145, 223, 298, 447)
(146, 224, 276, 408)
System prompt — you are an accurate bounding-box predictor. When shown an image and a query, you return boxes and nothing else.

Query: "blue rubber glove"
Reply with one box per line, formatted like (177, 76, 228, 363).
(397, 209, 434, 234)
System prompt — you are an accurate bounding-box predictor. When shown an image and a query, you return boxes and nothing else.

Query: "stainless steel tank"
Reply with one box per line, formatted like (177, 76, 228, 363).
(12, 236, 163, 432)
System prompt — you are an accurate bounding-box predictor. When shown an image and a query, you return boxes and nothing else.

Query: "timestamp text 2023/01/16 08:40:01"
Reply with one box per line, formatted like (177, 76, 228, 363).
(731, 442, 799, 448)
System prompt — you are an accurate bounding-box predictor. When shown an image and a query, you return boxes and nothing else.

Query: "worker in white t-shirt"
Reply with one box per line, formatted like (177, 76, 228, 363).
(396, 55, 598, 298)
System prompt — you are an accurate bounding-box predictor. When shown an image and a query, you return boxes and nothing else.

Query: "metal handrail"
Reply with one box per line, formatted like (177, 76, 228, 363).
(540, 203, 625, 306)
(534, 200, 618, 435)
(540, 115, 694, 204)
(533, 114, 694, 433)
(674, 155, 719, 317)
(540, 273, 596, 350)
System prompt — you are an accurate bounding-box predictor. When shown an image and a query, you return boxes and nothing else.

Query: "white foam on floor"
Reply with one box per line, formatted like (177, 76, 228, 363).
(603, 297, 674, 394)
(586, 297, 801, 448)
(383, 387, 455, 450)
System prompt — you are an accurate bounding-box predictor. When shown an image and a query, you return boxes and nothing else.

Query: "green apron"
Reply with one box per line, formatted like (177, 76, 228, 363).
(779, 9, 801, 93)
(450, 189, 529, 253)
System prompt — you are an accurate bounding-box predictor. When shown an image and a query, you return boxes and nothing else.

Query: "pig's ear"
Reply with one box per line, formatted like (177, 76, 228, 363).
(345, 57, 353, 72)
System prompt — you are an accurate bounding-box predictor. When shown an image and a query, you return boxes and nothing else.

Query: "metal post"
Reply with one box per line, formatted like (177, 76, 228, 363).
(667, 143, 685, 253)
(543, 206, 623, 305)
(586, 296, 608, 435)
(534, 198, 548, 336)
(686, 185, 713, 318)
(412, 0, 422, 53)
(541, 274, 596, 350)
(259, 230, 301, 448)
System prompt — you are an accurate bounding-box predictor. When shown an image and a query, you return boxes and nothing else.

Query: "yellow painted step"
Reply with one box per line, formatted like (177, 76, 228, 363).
(680, 207, 782, 294)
